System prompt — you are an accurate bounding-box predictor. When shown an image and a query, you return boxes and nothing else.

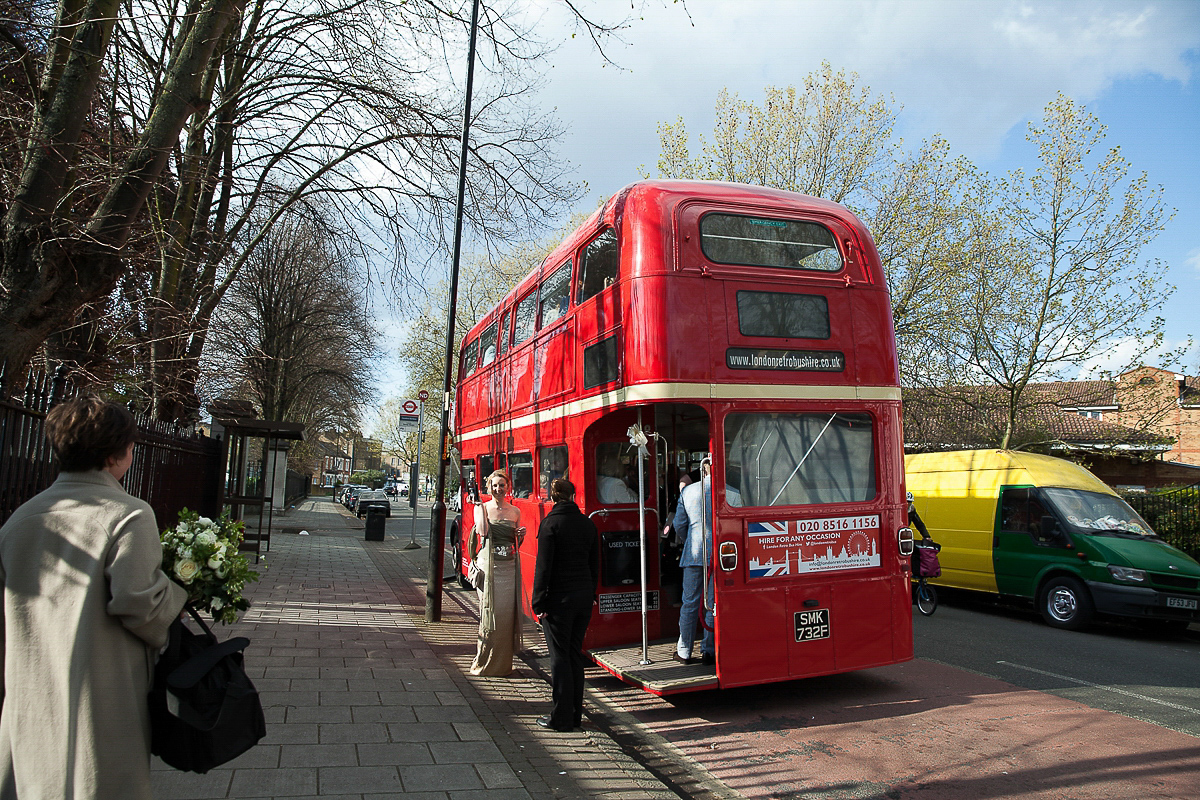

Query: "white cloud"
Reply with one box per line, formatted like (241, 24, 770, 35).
(1187, 247, 1200, 275)
(1074, 336, 1195, 379)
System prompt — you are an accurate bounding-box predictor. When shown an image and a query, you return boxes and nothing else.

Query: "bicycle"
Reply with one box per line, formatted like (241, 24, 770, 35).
(912, 539, 942, 616)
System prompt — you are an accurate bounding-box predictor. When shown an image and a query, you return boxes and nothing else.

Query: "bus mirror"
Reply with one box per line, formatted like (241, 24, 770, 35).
(719, 541, 737, 571)
(898, 526, 915, 556)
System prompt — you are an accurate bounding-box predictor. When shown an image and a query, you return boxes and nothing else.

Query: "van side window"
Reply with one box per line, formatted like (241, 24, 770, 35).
(1000, 488, 1055, 542)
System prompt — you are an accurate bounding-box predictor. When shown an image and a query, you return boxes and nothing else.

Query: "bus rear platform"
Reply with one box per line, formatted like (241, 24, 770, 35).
(589, 639, 719, 695)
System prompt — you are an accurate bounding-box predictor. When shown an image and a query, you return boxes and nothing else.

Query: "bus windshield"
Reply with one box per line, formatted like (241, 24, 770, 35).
(724, 412, 875, 507)
(1041, 488, 1157, 538)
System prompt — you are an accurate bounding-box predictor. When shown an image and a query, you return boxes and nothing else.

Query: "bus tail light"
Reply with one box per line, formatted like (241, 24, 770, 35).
(898, 526, 914, 556)
(719, 542, 737, 571)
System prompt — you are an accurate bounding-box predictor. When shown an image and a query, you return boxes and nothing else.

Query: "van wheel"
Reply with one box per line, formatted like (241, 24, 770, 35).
(1039, 576, 1094, 630)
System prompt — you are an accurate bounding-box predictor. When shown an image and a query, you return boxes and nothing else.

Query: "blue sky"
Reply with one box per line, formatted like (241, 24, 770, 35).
(373, 0, 1200, 427)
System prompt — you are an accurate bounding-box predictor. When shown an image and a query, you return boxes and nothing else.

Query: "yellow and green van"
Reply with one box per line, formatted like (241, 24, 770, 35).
(905, 449, 1200, 630)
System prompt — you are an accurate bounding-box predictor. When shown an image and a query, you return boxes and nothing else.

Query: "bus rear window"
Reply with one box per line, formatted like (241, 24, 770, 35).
(724, 412, 874, 507)
(700, 214, 843, 272)
(737, 291, 830, 339)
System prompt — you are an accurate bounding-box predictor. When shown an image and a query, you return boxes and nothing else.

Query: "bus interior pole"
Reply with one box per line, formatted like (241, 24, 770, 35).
(636, 408, 650, 665)
(701, 456, 713, 618)
(426, 0, 480, 624)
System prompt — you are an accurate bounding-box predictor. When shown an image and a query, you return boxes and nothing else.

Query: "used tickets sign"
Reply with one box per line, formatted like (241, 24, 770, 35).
(746, 514, 880, 578)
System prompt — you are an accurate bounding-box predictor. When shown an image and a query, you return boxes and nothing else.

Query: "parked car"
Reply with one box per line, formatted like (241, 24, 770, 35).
(356, 490, 391, 518)
(347, 487, 371, 512)
(384, 484, 398, 498)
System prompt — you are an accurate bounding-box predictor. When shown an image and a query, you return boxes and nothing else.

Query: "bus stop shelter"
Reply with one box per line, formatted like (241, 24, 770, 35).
(209, 399, 305, 561)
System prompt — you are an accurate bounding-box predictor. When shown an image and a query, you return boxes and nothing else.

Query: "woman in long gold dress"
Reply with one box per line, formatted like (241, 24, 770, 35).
(469, 470, 525, 676)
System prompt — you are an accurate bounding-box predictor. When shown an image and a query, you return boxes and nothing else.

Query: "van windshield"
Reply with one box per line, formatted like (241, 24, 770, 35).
(1042, 488, 1157, 538)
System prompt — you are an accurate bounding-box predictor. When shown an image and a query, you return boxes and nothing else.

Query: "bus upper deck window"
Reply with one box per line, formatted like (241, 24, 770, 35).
(497, 309, 511, 356)
(461, 338, 479, 375)
(539, 261, 571, 328)
(514, 289, 537, 346)
(479, 320, 498, 366)
(723, 412, 874, 506)
(578, 229, 618, 304)
(700, 213, 843, 272)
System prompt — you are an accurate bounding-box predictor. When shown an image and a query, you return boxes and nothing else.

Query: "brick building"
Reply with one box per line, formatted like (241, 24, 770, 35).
(902, 366, 1200, 490)
(1049, 366, 1200, 467)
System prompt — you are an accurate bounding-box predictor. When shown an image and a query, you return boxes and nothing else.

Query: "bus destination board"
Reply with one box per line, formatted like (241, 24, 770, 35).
(747, 515, 880, 578)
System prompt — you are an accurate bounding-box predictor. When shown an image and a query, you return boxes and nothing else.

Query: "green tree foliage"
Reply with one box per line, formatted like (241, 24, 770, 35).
(350, 470, 384, 489)
(945, 94, 1175, 449)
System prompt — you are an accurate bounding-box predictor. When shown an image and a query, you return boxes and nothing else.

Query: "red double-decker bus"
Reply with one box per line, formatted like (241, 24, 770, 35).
(449, 180, 913, 693)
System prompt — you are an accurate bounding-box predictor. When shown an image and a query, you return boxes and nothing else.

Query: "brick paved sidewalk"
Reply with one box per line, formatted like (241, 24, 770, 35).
(150, 497, 681, 800)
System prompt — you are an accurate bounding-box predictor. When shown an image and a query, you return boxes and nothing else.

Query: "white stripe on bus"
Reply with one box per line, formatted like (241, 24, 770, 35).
(455, 382, 901, 443)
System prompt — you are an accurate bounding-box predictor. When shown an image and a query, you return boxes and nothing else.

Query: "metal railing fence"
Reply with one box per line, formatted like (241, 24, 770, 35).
(1, 365, 220, 528)
(1122, 483, 1200, 561)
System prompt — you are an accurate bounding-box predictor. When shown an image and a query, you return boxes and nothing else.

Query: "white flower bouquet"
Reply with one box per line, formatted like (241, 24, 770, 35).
(161, 509, 261, 624)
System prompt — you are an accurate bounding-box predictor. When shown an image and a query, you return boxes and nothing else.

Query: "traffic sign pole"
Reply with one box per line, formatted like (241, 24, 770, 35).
(405, 398, 424, 550)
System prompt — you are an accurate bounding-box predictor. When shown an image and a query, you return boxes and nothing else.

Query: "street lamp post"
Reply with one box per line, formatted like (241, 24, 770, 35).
(426, 0, 480, 623)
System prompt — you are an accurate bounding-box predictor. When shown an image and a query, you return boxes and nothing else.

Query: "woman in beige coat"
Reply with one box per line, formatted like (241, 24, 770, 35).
(0, 397, 187, 800)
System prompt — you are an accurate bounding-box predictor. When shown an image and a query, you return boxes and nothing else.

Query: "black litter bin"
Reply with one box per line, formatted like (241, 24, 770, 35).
(365, 511, 385, 541)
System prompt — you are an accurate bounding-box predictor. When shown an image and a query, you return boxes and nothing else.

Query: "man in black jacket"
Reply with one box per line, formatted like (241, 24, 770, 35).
(532, 478, 599, 731)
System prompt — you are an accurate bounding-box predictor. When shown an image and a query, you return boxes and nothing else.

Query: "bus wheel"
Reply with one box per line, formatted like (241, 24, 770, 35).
(1039, 576, 1094, 630)
(451, 539, 470, 589)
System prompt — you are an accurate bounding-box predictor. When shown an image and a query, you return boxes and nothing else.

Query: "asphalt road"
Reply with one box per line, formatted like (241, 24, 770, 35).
(582, 590, 1200, 799)
(915, 587, 1200, 737)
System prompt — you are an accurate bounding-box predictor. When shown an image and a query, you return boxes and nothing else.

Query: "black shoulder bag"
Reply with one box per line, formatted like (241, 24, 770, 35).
(148, 603, 266, 773)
